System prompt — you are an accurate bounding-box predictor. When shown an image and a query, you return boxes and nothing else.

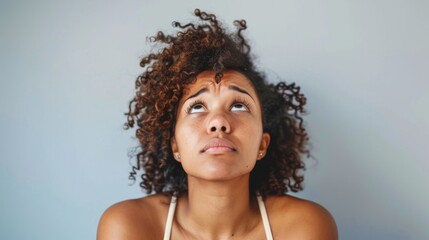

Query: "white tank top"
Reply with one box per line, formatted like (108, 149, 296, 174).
(163, 192, 274, 240)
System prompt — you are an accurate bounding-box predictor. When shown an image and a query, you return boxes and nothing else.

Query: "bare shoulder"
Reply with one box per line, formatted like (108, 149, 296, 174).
(265, 195, 338, 240)
(97, 194, 172, 240)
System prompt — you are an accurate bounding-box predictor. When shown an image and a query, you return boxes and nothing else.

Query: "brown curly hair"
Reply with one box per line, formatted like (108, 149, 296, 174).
(125, 9, 308, 196)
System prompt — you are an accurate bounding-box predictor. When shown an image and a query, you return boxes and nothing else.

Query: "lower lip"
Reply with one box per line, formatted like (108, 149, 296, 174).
(204, 147, 235, 154)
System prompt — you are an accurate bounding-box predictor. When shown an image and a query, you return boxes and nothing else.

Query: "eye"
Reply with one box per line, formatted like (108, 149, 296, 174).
(186, 101, 206, 114)
(231, 102, 249, 112)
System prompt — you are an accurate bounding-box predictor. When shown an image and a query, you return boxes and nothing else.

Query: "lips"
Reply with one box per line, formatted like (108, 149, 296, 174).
(201, 138, 236, 154)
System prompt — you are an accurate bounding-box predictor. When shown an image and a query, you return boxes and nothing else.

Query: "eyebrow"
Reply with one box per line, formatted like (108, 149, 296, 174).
(185, 87, 208, 102)
(184, 85, 256, 102)
(228, 85, 256, 103)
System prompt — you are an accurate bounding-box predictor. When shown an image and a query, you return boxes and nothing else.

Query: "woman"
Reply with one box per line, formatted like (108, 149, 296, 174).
(97, 9, 337, 240)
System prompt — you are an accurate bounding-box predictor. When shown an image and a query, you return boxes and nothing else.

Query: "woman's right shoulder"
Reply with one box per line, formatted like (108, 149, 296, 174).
(97, 193, 172, 240)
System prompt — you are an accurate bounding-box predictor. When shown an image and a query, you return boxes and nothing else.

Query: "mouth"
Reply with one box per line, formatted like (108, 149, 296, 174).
(200, 138, 237, 154)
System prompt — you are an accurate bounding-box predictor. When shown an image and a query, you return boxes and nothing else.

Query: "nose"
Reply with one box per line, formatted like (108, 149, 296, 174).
(207, 113, 231, 134)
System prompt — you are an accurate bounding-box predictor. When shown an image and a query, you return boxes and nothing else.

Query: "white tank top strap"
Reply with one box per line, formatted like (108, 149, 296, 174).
(163, 192, 274, 240)
(163, 193, 177, 240)
(256, 191, 274, 240)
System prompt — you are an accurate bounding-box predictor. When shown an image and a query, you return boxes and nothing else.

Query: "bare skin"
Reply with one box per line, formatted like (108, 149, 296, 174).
(97, 193, 337, 240)
(97, 71, 338, 240)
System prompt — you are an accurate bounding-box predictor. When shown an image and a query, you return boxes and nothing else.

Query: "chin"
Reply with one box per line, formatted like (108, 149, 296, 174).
(190, 164, 253, 181)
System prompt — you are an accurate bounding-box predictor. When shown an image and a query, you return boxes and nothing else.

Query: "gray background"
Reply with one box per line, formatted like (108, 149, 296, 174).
(1, 0, 428, 239)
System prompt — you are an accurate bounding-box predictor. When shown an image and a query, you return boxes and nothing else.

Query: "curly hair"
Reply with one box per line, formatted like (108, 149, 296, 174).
(125, 9, 308, 196)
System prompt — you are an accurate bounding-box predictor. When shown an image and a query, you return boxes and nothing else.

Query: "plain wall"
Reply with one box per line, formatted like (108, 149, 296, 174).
(1, 0, 428, 239)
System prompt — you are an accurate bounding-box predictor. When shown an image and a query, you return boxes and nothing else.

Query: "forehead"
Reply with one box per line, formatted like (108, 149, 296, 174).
(183, 70, 257, 96)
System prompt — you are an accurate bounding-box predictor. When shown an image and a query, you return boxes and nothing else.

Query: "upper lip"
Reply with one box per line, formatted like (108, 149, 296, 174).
(201, 138, 236, 152)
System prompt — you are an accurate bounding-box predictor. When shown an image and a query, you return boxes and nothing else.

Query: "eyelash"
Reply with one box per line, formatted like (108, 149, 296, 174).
(185, 100, 206, 114)
(232, 97, 251, 111)
(185, 97, 251, 114)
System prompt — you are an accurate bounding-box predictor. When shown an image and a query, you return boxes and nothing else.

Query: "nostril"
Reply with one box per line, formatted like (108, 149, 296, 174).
(211, 126, 216, 132)
(221, 126, 227, 132)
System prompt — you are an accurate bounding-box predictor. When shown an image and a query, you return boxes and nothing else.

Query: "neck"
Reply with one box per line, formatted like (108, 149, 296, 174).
(176, 175, 260, 239)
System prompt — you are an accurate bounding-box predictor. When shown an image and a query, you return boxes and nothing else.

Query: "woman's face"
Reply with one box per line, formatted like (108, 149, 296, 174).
(171, 70, 270, 181)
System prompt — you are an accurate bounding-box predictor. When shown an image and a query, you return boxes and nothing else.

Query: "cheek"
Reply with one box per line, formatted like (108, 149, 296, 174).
(241, 120, 264, 148)
(175, 118, 204, 146)
(237, 116, 263, 133)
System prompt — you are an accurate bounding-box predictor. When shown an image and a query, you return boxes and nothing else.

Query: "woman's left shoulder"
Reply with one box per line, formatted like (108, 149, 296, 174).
(264, 195, 338, 240)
